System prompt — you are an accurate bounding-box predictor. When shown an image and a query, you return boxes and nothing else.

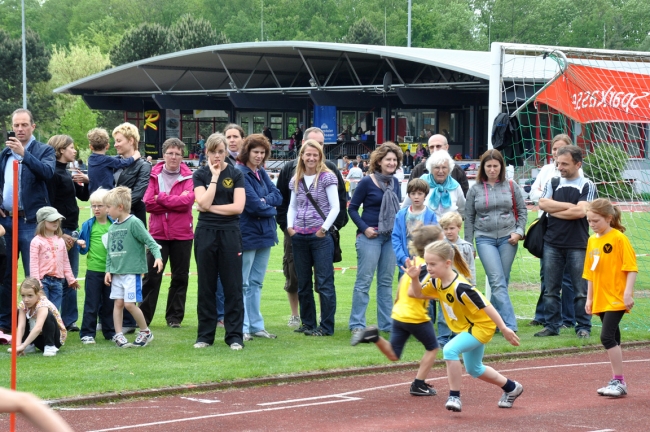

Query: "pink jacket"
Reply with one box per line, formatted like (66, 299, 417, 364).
(29, 235, 76, 285)
(144, 162, 195, 241)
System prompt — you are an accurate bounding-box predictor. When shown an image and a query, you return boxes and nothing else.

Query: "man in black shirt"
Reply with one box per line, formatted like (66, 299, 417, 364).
(276, 127, 348, 327)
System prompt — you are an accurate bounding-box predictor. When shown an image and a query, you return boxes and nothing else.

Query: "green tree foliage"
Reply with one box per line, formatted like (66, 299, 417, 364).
(171, 14, 229, 51)
(343, 17, 383, 45)
(583, 144, 636, 200)
(109, 23, 179, 66)
(59, 98, 98, 151)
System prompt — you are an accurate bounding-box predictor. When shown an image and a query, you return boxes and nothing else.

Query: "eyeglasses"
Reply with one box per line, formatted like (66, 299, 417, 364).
(91, 205, 105, 209)
(165, 153, 183, 158)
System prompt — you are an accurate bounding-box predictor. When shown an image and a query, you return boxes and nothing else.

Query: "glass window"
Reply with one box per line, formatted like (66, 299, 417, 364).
(340, 111, 356, 137)
(396, 111, 417, 142)
(422, 111, 436, 140)
(253, 114, 266, 135)
(269, 113, 283, 139)
(286, 113, 299, 139)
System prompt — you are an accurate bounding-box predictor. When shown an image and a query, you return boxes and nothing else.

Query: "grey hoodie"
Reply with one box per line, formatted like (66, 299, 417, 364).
(464, 180, 527, 242)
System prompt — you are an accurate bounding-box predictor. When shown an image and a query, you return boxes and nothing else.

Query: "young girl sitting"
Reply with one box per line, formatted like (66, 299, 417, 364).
(352, 225, 444, 397)
(29, 207, 78, 310)
(11, 278, 67, 357)
(405, 240, 523, 413)
(584, 198, 637, 397)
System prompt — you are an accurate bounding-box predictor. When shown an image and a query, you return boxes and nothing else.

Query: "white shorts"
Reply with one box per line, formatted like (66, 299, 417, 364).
(109, 274, 143, 303)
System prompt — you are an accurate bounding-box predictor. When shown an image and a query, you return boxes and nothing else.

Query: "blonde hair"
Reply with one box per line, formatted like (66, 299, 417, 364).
(205, 133, 227, 153)
(586, 198, 625, 233)
(20, 277, 42, 296)
(47, 135, 74, 159)
(551, 133, 572, 147)
(36, 218, 63, 238)
(88, 128, 110, 151)
(112, 122, 140, 150)
(294, 139, 330, 189)
(438, 212, 463, 229)
(89, 187, 109, 204)
(424, 240, 472, 279)
(103, 186, 132, 214)
(408, 225, 443, 257)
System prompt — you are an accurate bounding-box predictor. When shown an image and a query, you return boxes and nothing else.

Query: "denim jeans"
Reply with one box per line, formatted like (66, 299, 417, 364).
(291, 233, 336, 335)
(533, 258, 575, 326)
(241, 247, 271, 334)
(61, 228, 80, 327)
(349, 233, 395, 332)
(0, 216, 35, 329)
(475, 236, 518, 331)
(542, 244, 591, 334)
(41, 276, 63, 310)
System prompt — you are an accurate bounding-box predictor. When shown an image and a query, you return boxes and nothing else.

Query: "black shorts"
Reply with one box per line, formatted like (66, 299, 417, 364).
(390, 319, 439, 359)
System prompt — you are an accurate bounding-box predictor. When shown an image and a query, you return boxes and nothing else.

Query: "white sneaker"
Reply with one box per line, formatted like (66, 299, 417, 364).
(193, 342, 211, 348)
(253, 330, 277, 339)
(43, 345, 59, 357)
(287, 316, 301, 328)
(603, 379, 627, 397)
(445, 396, 462, 412)
(498, 381, 524, 408)
(80, 336, 96, 345)
(230, 342, 243, 351)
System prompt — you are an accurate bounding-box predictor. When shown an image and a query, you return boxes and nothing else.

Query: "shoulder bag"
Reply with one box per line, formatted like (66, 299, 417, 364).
(301, 178, 343, 263)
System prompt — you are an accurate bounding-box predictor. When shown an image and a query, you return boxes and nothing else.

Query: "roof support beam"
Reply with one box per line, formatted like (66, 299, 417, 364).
(138, 67, 164, 93)
(411, 65, 427, 84)
(289, 63, 304, 88)
(384, 58, 406, 86)
(344, 53, 363, 86)
(166, 70, 188, 92)
(435, 66, 449, 82)
(242, 56, 264, 89)
(215, 52, 239, 90)
(188, 70, 207, 92)
(296, 49, 320, 88)
(322, 53, 344, 87)
(264, 58, 282, 88)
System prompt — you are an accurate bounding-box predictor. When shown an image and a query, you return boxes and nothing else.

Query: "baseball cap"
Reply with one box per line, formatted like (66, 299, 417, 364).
(36, 207, 66, 224)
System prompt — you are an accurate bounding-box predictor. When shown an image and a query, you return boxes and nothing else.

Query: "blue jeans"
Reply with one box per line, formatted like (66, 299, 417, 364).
(533, 258, 575, 326)
(61, 228, 80, 327)
(542, 244, 591, 334)
(475, 236, 518, 331)
(41, 276, 63, 310)
(349, 233, 395, 332)
(291, 233, 336, 335)
(241, 247, 271, 334)
(0, 216, 35, 329)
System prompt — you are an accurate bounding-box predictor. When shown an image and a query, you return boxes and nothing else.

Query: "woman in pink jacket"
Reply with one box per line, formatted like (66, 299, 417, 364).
(140, 138, 195, 328)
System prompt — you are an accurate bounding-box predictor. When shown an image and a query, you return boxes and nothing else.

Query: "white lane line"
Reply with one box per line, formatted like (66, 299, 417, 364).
(258, 395, 361, 406)
(59, 407, 163, 411)
(179, 397, 221, 404)
(84, 358, 649, 431)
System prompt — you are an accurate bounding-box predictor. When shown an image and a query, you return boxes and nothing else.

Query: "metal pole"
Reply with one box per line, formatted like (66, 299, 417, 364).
(261, 0, 264, 41)
(9, 160, 19, 432)
(21, 0, 27, 108)
(407, 0, 411, 47)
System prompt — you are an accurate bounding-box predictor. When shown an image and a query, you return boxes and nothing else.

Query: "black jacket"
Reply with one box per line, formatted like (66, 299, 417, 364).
(116, 158, 151, 225)
(276, 159, 348, 231)
(48, 161, 90, 230)
(410, 162, 469, 197)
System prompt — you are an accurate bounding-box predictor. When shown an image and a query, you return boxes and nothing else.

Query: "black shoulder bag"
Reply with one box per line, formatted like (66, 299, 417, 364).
(301, 178, 342, 263)
(523, 177, 560, 258)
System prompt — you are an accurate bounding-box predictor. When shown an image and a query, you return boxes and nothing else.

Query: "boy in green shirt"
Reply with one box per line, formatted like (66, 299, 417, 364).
(103, 186, 163, 347)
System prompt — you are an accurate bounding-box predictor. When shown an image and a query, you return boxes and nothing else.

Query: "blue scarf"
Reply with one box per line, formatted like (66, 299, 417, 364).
(422, 173, 459, 209)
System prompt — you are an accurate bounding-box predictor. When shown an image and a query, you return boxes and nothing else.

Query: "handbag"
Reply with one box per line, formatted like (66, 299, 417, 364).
(301, 178, 343, 263)
(523, 177, 560, 258)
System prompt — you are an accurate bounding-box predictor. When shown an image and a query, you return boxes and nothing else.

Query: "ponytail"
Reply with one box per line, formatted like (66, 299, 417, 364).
(587, 198, 626, 233)
(424, 240, 472, 280)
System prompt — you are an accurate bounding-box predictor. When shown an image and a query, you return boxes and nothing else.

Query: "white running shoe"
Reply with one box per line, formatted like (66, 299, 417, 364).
(445, 396, 462, 412)
(498, 381, 524, 408)
(43, 345, 59, 357)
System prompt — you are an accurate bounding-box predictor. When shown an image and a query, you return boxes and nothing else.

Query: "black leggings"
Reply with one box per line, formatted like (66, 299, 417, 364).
(22, 309, 62, 351)
(599, 311, 625, 350)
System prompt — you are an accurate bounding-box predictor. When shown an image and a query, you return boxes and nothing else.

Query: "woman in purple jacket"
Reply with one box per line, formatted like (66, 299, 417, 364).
(140, 138, 195, 328)
(236, 134, 283, 341)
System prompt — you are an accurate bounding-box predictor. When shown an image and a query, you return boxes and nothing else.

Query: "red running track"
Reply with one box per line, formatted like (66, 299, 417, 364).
(3, 346, 650, 431)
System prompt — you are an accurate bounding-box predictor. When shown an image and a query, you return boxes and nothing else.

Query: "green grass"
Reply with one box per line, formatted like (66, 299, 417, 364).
(2, 208, 649, 399)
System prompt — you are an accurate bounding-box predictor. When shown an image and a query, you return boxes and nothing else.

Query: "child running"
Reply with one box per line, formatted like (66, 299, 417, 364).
(405, 240, 523, 412)
(10, 278, 67, 357)
(29, 207, 79, 310)
(104, 186, 163, 348)
(583, 198, 637, 397)
(352, 225, 444, 397)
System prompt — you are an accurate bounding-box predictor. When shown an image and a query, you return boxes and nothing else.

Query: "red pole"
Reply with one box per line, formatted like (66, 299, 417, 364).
(9, 159, 19, 431)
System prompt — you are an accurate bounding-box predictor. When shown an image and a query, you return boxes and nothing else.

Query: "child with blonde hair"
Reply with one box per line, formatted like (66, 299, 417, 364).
(584, 198, 637, 397)
(29, 207, 78, 310)
(438, 212, 476, 284)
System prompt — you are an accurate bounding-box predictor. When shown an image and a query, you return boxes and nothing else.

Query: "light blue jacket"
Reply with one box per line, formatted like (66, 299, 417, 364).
(391, 206, 438, 268)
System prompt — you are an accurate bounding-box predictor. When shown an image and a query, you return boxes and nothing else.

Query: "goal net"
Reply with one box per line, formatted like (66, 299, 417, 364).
(491, 43, 650, 332)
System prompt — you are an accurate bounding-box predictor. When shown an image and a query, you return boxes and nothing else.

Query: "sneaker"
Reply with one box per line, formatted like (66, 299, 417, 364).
(122, 326, 136, 335)
(217, 320, 225, 328)
(577, 330, 590, 339)
(351, 326, 379, 346)
(193, 342, 211, 348)
(287, 316, 301, 328)
(528, 319, 543, 326)
(133, 331, 154, 347)
(410, 381, 437, 396)
(112, 333, 132, 348)
(534, 328, 559, 337)
(498, 381, 524, 408)
(243, 333, 253, 341)
(603, 379, 627, 397)
(66, 324, 80, 332)
(168, 322, 181, 328)
(253, 330, 277, 339)
(598, 379, 617, 396)
(445, 396, 462, 412)
(43, 345, 59, 357)
(350, 328, 363, 334)
(294, 325, 309, 333)
(230, 342, 243, 351)
(80, 336, 96, 345)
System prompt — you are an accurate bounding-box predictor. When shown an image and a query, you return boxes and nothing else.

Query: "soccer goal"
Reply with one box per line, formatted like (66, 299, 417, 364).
(488, 43, 650, 331)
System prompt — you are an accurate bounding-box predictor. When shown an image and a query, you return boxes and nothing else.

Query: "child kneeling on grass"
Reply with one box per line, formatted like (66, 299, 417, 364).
(104, 186, 163, 348)
(406, 240, 523, 413)
(10, 278, 67, 357)
(352, 225, 444, 397)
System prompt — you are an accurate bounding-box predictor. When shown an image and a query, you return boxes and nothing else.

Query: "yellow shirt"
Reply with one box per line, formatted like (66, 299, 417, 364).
(583, 229, 637, 314)
(391, 257, 432, 324)
(421, 273, 496, 344)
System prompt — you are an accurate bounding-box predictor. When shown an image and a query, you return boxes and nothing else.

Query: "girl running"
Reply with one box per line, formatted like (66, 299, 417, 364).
(583, 198, 637, 397)
(405, 240, 523, 412)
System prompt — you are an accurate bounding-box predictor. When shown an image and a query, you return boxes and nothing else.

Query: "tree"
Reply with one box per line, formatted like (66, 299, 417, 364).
(109, 23, 179, 66)
(171, 14, 228, 51)
(343, 17, 383, 45)
(59, 97, 98, 151)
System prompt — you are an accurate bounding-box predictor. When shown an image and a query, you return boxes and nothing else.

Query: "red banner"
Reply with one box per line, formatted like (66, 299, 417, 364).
(536, 64, 650, 123)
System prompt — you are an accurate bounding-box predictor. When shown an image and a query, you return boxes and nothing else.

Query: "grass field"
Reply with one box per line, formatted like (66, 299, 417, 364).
(2, 208, 649, 399)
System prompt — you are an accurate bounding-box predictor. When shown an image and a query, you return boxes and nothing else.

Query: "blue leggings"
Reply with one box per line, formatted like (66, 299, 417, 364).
(442, 332, 486, 378)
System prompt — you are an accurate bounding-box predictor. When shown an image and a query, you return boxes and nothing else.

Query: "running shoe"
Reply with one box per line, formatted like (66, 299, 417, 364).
(287, 316, 301, 328)
(498, 381, 524, 408)
(597, 380, 617, 396)
(445, 396, 462, 412)
(410, 381, 437, 396)
(80, 336, 96, 345)
(112, 333, 132, 348)
(133, 331, 154, 347)
(350, 326, 379, 346)
(43, 345, 59, 357)
(603, 379, 627, 397)
(230, 342, 243, 351)
(254, 330, 277, 339)
(243, 333, 253, 341)
(193, 342, 210, 349)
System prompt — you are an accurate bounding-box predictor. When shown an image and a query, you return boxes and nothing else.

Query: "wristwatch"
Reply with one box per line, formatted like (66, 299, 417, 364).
(320, 227, 328, 234)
